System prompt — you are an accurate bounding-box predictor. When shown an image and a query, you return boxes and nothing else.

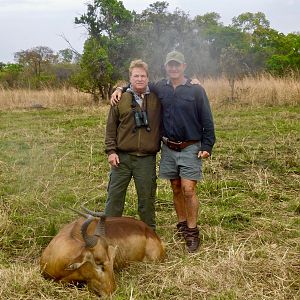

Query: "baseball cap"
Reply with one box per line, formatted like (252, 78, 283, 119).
(165, 51, 185, 65)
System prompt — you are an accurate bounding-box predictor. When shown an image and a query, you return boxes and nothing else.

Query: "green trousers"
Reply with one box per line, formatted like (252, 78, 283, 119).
(104, 152, 157, 230)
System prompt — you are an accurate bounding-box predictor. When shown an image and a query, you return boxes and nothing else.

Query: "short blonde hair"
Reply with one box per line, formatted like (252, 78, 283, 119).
(129, 59, 149, 77)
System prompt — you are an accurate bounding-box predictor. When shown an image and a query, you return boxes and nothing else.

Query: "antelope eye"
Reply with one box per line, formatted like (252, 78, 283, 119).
(95, 261, 104, 268)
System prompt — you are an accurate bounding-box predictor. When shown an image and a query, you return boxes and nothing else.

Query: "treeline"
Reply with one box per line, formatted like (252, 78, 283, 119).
(0, 0, 299, 102)
(0, 47, 80, 89)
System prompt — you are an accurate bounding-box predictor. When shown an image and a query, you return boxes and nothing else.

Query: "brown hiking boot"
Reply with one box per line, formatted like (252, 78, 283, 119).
(176, 221, 187, 239)
(185, 226, 200, 253)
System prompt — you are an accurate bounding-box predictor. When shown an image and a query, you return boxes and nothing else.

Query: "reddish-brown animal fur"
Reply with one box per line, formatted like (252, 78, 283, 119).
(40, 215, 165, 297)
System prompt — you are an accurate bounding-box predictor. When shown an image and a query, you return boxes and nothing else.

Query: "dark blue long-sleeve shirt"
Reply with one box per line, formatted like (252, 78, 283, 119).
(150, 78, 215, 154)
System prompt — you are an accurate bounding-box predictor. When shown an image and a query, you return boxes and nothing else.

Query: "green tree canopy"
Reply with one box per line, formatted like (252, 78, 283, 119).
(74, 0, 136, 100)
(71, 37, 113, 102)
(14, 46, 57, 77)
(232, 12, 270, 33)
(3, 2, 299, 92)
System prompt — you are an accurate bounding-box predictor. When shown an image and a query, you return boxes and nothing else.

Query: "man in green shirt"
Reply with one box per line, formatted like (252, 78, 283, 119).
(104, 59, 161, 231)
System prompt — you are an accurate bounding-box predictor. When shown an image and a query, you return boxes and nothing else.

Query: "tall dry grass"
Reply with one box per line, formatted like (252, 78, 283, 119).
(202, 74, 300, 108)
(0, 75, 299, 110)
(0, 87, 92, 109)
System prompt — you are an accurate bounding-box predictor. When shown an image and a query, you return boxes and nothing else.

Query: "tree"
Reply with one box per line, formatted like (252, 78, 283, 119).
(232, 12, 270, 33)
(71, 38, 113, 102)
(0, 63, 23, 88)
(134, 2, 182, 78)
(75, 0, 133, 39)
(0, 62, 5, 71)
(229, 12, 273, 74)
(12, 46, 80, 88)
(220, 45, 247, 101)
(266, 33, 300, 75)
(74, 0, 135, 100)
(14, 46, 57, 77)
(75, 0, 134, 79)
(133, 3, 215, 78)
(194, 12, 222, 29)
(57, 48, 74, 63)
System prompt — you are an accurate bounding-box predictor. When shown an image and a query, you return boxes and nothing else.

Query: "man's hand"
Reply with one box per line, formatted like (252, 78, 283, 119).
(191, 78, 201, 85)
(110, 89, 122, 106)
(108, 153, 120, 167)
(198, 151, 210, 159)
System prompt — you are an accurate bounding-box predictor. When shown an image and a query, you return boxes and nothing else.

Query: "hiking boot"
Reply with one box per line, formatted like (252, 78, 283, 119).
(185, 226, 200, 253)
(176, 221, 187, 239)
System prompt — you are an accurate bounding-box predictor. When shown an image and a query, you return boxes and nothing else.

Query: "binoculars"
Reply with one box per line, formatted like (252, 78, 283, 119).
(134, 111, 149, 128)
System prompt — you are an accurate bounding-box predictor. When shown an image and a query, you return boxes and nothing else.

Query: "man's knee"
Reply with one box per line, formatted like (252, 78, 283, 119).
(171, 179, 182, 195)
(182, 188, 195, 200)
(181, 181, 197, 199)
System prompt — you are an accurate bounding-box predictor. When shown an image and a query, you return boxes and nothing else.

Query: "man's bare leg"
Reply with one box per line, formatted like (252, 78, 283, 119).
(180, 178, 200, 252)
(170, 178, 186, 222)
(180, 178, 198, 228)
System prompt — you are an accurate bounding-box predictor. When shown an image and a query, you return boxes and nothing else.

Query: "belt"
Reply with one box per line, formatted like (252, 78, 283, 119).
(162, 137, 198, 151)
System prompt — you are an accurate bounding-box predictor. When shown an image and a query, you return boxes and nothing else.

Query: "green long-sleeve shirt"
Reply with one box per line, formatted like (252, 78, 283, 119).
(105, 92, 162, 156)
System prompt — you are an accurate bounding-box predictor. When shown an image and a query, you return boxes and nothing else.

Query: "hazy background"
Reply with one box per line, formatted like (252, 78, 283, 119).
(1, 0, 299, 63)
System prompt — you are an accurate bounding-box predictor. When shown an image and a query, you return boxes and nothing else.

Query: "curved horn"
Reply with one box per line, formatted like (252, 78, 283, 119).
(81, 205, 105, 218)
(95, 215, 106, 237)
(68, 207, 90, 219)
(81, 217, 97, 248)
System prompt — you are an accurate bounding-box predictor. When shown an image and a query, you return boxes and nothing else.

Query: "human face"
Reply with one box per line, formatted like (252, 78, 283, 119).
(165, 61, 186, 81)
(130, 67, 149, 94)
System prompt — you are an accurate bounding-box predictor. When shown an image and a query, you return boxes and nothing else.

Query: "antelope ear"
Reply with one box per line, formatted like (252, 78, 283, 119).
(107, 245, 117, 263)
(65, 252, 92, 271)
(65, 262, 84, 271)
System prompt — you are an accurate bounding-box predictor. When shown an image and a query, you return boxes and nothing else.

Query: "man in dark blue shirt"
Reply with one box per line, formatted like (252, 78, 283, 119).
(112, 51, 215, 252)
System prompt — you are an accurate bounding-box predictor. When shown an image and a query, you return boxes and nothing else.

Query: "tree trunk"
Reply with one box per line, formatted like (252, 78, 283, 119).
(92, 88, 100, 104)
(229, 77, 235, 102)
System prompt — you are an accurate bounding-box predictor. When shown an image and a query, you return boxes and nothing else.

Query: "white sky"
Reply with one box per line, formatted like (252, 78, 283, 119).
(0, 0, 299, 63)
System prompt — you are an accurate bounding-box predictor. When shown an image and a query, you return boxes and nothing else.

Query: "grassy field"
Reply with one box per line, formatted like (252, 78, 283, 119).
(0, 100, 299, 299)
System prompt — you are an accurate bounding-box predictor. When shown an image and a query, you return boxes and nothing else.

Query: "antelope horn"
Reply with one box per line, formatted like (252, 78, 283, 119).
(81, 205, 105, 218)
(68, 207, 90, 219)
(80, 217, 97, 248)
(95, 215, 106, 237)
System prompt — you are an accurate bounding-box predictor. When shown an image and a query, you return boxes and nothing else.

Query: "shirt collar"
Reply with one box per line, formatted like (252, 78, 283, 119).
(166, 77, 192, 86)
(127, 85, 150, 96)
(126, 85, 150, 106)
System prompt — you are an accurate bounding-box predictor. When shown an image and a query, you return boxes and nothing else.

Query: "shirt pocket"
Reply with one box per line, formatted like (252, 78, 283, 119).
(182, 95, 195, 102)
(178, 94, 196, 110)
(157, 91, 168, 102)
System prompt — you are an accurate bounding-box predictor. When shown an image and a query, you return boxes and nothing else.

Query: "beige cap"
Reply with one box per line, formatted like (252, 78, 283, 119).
(165, 51, 185, 65)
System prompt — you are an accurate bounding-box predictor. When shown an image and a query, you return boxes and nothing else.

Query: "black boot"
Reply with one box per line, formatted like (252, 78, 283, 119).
(176, 220, 187, 239)
(185, 226, 200, 252)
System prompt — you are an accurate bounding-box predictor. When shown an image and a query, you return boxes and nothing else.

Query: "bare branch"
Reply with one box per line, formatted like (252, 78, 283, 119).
(59, 34, 82, 58)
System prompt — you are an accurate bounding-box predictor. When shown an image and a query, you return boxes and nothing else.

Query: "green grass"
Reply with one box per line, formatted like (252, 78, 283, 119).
(0, 105, 299, 299)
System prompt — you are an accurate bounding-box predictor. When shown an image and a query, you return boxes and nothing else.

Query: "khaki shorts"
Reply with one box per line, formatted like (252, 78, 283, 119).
(159, 142, 202, 180)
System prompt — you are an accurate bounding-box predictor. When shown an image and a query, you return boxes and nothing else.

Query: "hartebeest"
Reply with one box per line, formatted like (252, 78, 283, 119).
(40, 207, 165, 297)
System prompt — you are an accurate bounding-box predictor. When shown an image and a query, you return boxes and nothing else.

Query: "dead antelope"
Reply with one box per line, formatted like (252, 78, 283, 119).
(40, 207, 165, 297)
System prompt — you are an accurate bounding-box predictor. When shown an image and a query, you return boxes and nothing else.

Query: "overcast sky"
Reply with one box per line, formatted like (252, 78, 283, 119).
(1, 0, 299, 63)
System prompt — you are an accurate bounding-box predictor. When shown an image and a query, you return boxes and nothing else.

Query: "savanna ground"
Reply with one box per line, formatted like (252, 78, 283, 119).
(0, 76, 299, 299)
